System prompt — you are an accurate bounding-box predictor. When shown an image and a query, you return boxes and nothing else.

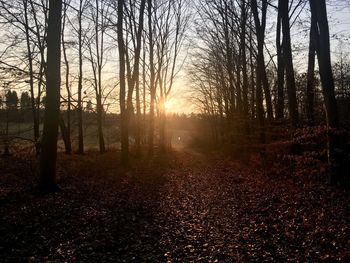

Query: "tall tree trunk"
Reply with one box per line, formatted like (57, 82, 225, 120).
(306, 10, 317, 125)
(251, 0, 273, 121)
(126, 0, 146, 157)
(62, 0, 71, 154)
(95, 0, 105, 154)
(117, 0, 128, 165)
(310, 0, 338, 128)
(223, 3, 236, 115)
(77, 2, 84, 154)
(240, 0, 249, 116)
(280, 0, 299, 127)
(23, 0, 40, 155)
(39, 0, 62, 191)
(147, 0, 156, 156)
(276, 2, 284, 120)
(310, 0, 340, 184)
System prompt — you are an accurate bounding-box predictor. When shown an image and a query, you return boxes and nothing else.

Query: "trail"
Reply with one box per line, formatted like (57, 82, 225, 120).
(0, 149, 349, 262)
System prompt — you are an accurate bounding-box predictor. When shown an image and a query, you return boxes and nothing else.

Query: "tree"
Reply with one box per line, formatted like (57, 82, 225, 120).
(147, 0, 156, 155)
(117, 0, 128, 164)
(75, 0, 89, 155)
(309, 0, 340, 184)
(280, 0, 298, 127)
(306, 9, 317, 124)
(87, 0, 109, 154)
(251, 0, 273, 122)
(5, 90, 18, 109)
(61, 0, 72, 154)
(124, 0, 147, 157)
(20, 91, 31, 110)
(39, 0, 63, 191)
(309, 0, 338, 128)
(276, 0, 285, 120)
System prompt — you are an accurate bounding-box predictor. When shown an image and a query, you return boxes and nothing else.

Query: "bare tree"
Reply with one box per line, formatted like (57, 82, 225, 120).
(61, 0, 72, 154)
(117, 0, 128, 164)
(87, 0, 110, 153)
(39, 0, 63, 191)
(280, 0, 298, 127)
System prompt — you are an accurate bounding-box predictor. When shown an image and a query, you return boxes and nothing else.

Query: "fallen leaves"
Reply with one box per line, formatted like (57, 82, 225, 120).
(0, 149, 349, 262)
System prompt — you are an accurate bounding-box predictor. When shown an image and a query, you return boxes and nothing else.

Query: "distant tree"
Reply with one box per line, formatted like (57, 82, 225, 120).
(20, 91, 31, 110)
(333, 46, 350, 99)
(39, 0, 63, 192)
(86, 100, 93, 113)
(5, 90, 18, 109)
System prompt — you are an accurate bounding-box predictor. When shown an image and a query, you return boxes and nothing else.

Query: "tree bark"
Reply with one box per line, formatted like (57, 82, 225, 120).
(77, 1, 84, 154)
(280, 0, 299, 127)
(310, 0, 340, 184)
(276, 2, 284, 120)
(117, 0, 128, 165)
(39, 0, 62, 191)
(306, 10, 317, 125)
(309, 0, 338, 128)
(251, 0, 273, 121)
(147, 0, 156, 156)
(62, 0, 71, 154)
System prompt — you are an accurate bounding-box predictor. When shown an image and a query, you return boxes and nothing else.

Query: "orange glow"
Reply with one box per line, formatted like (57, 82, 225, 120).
(164, 99, 172, 111)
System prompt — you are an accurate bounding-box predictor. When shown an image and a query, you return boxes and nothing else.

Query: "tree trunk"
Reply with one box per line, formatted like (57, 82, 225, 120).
(23, 0, 40, 155)
(306, 10, 317, 125)
(251, 0, 273, 121)
(39, 0, 62, 192)
(310, 0, 338, 128)
(77, 2, 84, 154)
(280, 0, 299, 127)
(310, 0, 340, 184)
(59, 116, 70, 154)
(276, 3, 284, 120)
(240, 1, 249, 116)
(117, 0, 128, 165)
(147, 0, 156, 156)
(62, 0, 71, 154)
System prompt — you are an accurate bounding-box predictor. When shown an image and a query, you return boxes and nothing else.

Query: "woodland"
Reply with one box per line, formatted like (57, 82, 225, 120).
(0, 0, 349, 262)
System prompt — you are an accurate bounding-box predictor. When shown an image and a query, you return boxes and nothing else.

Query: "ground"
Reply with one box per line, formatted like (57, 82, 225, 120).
(0, 148, 349, 262)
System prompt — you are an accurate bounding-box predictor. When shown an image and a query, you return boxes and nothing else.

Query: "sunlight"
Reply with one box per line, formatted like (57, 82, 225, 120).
(164, 99, 172, 111)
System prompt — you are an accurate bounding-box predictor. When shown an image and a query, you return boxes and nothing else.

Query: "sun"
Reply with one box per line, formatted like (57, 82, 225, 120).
(164, 99, 172, 111)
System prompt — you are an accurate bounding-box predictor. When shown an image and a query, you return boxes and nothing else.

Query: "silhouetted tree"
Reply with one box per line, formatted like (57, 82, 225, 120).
(5, 90, 18, 110)
(280, 0, 298, 127)
(20, 91, 31, 110)
(309, 0, 340, 184)
(39, 0, 63, 192)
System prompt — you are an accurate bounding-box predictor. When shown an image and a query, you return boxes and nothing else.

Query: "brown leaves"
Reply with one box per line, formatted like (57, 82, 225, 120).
(0, 149, 349, 262)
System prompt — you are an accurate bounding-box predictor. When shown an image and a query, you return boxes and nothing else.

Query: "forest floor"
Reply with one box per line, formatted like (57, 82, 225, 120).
(0, 147, 349, 262)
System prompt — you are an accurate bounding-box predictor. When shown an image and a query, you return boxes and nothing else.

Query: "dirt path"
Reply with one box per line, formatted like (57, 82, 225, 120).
(0, 149, 349, 262)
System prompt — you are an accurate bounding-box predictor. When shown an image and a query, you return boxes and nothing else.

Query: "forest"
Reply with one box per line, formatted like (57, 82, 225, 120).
(0, 0, 349, 262)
